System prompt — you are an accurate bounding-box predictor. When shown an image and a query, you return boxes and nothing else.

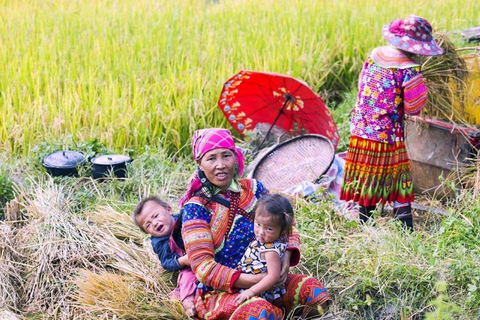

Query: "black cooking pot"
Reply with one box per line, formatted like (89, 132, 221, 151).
(91, 154, 132, 179)
(43, 151, 86, 177)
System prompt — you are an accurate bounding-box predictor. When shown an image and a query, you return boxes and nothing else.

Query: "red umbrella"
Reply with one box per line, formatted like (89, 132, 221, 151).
(218, 70, 339, 149)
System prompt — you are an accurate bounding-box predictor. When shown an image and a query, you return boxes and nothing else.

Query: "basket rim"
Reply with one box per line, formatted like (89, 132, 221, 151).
(251, 133, 335, 184)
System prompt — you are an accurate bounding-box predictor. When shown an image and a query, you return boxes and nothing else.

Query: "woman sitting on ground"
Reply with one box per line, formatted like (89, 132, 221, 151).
(179, 127, 331, 319)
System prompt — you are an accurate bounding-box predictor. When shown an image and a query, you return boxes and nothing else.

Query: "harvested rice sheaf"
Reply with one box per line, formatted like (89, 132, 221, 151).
(87, 205, 146, 245)
(74, 270, 186, 320)
(420, 33, 470, 123)
(0, 223, 23, 312)
(13, 181, 180, 319)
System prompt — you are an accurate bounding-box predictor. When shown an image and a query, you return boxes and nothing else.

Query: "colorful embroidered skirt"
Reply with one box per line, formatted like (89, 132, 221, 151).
(340, 136, 414, 206)
(194, 274, 331, 320)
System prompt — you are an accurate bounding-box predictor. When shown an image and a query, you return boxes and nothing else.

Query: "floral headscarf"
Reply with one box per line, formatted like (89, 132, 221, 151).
(179, 128, 245, 206)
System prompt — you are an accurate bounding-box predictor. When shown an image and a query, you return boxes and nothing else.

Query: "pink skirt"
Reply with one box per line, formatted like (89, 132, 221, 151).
(169, 267, 197, 302)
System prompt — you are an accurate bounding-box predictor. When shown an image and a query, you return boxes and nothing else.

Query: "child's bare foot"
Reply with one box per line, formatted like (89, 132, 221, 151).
(183, 295, 196, 317)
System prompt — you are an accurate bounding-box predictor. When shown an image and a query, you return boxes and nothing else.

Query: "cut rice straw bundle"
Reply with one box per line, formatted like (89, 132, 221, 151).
(452, 155, 480, 199)
(74, 269, 186, 320)
(87, 205, 146, 245)
(93, 233, 175, 295)
(0, 223, 23, 312)
(15, 181, 111, 317)
(14, 180, 178, 319)
(419, 33, 470, 124)
(0, 309, 24, 320)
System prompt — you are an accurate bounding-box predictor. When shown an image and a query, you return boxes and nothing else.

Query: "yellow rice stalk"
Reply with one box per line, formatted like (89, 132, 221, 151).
(90, 223, 175, 296)
(13, 179, 180, 319)
(16, 181, 172, 318)
(419, 33, 469, 124)
(74, 269, 186, 320)
(87, 205, 146, 245)
(0, 223, 23, 312)
(15, 180, 106, 317)
(0, 309, 24, 320)
(452, 155, 480, 199)
(86, 205, 174, 294)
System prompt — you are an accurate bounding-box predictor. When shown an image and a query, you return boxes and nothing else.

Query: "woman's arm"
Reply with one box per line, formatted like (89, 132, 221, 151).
(286, 220, 301, 266)
(232, 272, 266, 289)
(234, 251, 281, 304)
(182, 202, 240, 292)
(277, 249, 292, 285)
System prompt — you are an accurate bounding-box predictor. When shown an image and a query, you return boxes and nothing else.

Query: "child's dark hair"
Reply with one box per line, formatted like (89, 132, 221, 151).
(255, 193, 294, 237)
(132, 196, 170, 233)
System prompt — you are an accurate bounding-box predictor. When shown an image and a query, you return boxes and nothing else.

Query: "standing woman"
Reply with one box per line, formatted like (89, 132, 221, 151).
(179, 128, 331, 320)
(340, 15, 443, 229)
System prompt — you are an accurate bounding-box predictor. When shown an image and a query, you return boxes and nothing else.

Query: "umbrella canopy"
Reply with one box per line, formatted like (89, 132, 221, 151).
(218, 70, 339, 149)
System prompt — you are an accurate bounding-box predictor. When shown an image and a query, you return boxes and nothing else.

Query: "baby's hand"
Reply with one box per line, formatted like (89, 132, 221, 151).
(178, 255, 190, 267)
(234, 289, 255, 305)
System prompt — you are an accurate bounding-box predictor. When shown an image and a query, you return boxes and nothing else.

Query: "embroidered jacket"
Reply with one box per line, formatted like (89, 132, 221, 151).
(181, 179, 300, 292)
(350, 46, 428, 144)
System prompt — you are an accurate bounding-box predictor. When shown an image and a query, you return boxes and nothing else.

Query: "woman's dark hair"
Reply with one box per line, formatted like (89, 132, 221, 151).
(132, 196, 170, 233)
(255, 193, 294, 237)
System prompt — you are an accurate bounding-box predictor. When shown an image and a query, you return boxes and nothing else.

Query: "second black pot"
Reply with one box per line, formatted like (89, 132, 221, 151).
(91, 154, 132, 179)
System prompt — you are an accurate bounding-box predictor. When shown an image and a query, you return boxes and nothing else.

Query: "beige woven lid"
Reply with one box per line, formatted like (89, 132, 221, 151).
(251, 134, 335, 192)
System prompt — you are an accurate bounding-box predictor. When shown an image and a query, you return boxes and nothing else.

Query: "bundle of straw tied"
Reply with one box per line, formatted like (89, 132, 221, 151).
(420, 33, 470, 123)
(0, 180, 188, 320)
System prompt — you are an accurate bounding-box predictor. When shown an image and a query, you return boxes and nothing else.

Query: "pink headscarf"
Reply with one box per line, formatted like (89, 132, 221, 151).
(179, 128, 245, 207)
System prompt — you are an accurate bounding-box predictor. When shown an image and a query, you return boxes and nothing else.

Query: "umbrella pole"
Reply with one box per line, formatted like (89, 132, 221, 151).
(252, 98, 289, 156)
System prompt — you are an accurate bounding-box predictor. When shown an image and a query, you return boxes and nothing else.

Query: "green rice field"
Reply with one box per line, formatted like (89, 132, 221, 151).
(1, 0, 479, 156)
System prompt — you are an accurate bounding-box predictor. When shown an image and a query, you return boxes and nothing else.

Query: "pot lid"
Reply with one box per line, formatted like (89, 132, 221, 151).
(91, 154, 132, 165)
(43, 151, 86, 168)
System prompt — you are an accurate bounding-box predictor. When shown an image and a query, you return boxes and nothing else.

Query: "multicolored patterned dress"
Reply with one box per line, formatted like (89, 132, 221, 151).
(340, 46, 428, 206)
(182, 178, 331, 320)
(237, 239, 287, 301)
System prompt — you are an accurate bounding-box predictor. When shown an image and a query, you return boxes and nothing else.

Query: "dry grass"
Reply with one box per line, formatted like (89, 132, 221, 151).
(3, 179, 184, 319)
(75, 270, 185, 320)
(0, 309, 24, 320)
(420, 33, 470, 124)
(0, 223, 23, 312)
(87, 205, 146, 245)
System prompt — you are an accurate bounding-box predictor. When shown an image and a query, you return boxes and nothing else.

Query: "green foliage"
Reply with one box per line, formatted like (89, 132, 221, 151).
(2, 0, 480, 157)
(294, 190, 480, 319)
(425, 282, 462, 320)
(30, 135, 111, 175)
(331, 91, 357, 152)
(436, 193, 480, 310)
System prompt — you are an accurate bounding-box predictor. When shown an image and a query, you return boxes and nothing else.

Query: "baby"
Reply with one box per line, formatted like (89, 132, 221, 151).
(132, 196, 196, 317)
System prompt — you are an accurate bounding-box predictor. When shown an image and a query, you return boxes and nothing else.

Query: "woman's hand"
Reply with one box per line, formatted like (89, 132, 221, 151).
(234, 289, 255, 305)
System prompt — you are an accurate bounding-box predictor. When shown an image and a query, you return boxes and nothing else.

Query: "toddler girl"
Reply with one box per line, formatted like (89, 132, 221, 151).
(235, 193, 294, 305)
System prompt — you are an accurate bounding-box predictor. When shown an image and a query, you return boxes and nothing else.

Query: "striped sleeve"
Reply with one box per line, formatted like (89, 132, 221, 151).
(182, 202, 240, 292)
(403, 73, 428, 115)
(287, 219, 301, 266)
